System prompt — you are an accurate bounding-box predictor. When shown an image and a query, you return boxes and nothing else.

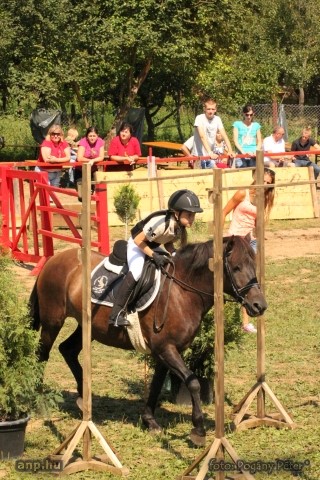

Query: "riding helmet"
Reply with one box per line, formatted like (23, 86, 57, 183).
(168, 189, 203, 213)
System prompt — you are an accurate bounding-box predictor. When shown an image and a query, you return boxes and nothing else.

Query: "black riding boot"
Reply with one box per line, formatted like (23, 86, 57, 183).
(109, 272, 137, 327)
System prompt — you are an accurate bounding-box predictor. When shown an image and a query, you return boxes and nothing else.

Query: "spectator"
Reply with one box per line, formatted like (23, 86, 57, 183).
(291, 127, 320, 182)
(233, 104, 262, 168)
(263, 126, 295, 167)
(212, 130, 230, 168)
(193, 98, 234, 169)
(65, 127, 79, 186)
(75, 126, 105, 187)
(37, 124, 70, 187)
(181, 136, 196, 168)
(181, 132, 230, 169)
(107, 122, 141, 172)
(222, 168, 275, 333)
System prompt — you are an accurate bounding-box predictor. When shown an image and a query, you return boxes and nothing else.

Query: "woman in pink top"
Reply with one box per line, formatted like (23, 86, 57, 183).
(74, 126, 105, 187)
(107, 122, 141, 172)
(222, 168, 275, 333)
(38, 124, 70, 187)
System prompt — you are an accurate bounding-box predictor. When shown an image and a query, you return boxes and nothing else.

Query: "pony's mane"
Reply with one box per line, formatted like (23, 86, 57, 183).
(230, 235, 255, 261)
(175, 241, 212, 274)
(174, 236, 254, 275)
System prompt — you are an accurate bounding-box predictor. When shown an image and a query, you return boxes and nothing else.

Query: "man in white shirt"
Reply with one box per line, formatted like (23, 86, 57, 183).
(193, 99, 234, 168)
(263, 126, 295, 167)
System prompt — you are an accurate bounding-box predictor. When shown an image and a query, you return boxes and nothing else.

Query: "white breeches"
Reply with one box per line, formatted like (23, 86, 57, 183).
(127, 237, 146, 281)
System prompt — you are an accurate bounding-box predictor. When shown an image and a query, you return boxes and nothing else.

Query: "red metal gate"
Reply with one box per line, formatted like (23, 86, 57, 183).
(0, 166, 109, 274)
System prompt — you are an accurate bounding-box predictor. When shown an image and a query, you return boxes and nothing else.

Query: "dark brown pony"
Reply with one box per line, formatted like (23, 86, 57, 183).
(30, 236, 266, 445)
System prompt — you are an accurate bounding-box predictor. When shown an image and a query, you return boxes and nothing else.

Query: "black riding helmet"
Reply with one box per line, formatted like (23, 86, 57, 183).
(168, 189, 203, 213)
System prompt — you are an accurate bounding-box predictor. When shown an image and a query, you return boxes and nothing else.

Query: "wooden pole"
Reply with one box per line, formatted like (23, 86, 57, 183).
(48, 164, 129, 476)
(81, 163, 92, 460)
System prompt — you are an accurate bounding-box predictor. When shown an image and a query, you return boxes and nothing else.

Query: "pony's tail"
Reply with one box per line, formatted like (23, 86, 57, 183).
(29, 280, 41, 331)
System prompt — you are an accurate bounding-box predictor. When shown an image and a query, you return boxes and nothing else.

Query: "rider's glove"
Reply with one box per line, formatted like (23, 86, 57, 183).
(152, 252, 171, 269)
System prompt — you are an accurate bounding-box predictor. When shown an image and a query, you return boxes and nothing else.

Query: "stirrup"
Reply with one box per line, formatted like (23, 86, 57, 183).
(109, 312, 131, 327)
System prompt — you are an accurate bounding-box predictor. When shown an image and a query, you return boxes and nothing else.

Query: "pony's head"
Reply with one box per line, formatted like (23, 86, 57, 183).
(175, 237, 267, 317)
(222, 235, 267, 316)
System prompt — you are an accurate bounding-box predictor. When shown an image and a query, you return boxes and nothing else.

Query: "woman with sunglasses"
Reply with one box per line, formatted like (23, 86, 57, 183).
(38, 124, 70, 187)
(233, 104, 262, 168)
(222, 167, 275, 333)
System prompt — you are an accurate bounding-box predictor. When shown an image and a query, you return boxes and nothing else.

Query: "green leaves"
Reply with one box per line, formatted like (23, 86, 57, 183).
(114, 184, 141, 225)
(0, 254, 42, 420)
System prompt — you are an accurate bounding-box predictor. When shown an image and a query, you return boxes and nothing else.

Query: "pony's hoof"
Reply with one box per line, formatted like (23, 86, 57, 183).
(141, 414, 162, 434)
(76, 396, 83, 411)
(190, 428, 206, 447)
(149, 425, 162, 436)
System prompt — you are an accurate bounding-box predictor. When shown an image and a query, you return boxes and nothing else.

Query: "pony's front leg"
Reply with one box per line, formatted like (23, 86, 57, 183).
(185, 373, 206, 446)
(148, 348, 206, 446)
(142, 361, 168, 433)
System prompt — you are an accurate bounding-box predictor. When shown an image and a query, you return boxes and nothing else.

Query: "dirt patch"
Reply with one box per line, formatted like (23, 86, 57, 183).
(265, 227, 320, 260)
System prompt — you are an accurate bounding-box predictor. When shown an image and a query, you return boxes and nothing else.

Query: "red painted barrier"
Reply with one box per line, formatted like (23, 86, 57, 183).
(0, 166, 109, 274)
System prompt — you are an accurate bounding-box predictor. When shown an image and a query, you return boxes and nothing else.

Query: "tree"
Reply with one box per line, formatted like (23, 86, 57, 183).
(114, 184, 141, 238)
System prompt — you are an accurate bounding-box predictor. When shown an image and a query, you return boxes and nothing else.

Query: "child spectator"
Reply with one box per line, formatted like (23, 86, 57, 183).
(65, 128, 79, 186)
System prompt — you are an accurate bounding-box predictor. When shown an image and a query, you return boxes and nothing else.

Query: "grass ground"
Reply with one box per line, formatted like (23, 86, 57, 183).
(0, 222, 319, 479)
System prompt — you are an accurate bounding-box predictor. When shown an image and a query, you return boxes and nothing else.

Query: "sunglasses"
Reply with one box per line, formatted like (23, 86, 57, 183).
(51, 132, 62, 136)
(244, 113, 253, 117)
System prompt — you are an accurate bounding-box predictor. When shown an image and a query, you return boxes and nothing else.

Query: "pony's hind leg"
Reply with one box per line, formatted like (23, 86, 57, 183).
(59, 325, 83, 397)
(39, 323, 64, 362)
(142, 361, 168, 433)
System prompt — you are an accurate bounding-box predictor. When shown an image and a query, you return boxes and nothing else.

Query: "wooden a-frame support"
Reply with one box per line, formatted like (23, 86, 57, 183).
(48, 164, 129, 476)
(178, 157, 295, 480)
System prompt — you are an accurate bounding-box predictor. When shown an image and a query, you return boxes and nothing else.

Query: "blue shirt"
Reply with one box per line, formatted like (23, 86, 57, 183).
(233, 121, 261, 154)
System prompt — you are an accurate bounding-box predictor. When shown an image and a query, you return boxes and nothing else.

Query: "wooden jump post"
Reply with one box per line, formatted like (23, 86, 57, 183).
(178, 169, 255, 480)
(231, 152, 296, 431)
(48, 164, 129, 476)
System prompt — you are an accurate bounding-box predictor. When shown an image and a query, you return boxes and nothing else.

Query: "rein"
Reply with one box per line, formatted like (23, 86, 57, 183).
(153, 249, 260, 332)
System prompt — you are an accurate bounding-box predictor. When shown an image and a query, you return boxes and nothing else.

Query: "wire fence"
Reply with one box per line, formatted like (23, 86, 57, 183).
(252, 104, 320, 142)
(1, 103, 320, 161)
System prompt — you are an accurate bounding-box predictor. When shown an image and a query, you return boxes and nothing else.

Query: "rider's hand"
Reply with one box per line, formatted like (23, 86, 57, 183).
(152, 252, 171, 268)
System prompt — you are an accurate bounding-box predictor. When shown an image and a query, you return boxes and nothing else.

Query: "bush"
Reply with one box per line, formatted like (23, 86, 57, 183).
(0, 249, 43, 421)
(182, 302, 242, 380)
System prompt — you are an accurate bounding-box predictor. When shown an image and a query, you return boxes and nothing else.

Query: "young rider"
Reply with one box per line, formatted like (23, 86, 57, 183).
(109, 189, 203, 326)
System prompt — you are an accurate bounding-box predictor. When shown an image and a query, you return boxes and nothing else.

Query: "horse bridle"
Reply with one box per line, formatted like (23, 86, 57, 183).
(223, 254, 260, 307)
(153, 254, 260, 332)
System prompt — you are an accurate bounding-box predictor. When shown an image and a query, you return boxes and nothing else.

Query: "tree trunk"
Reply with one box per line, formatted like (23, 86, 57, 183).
(298, 87, 305, 105)
(110, 59, 152, 132)
(71, 81, 90, 128)
(144, 107, 156, 140)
